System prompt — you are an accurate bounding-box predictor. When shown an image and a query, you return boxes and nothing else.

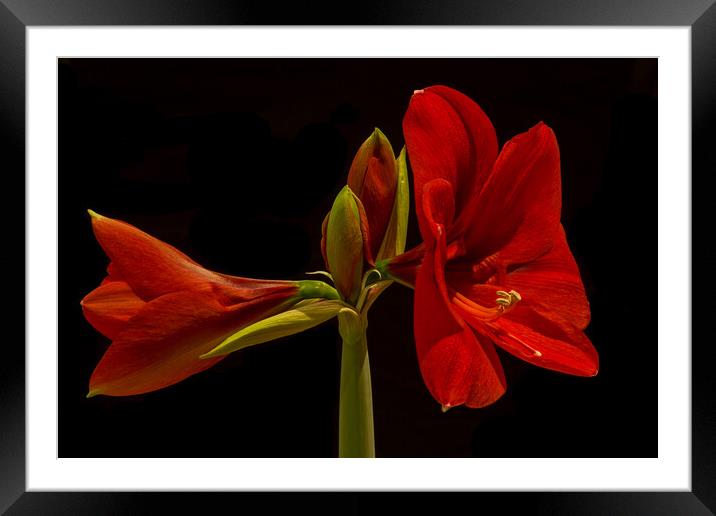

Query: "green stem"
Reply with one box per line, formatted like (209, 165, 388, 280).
(337, 310, 375, 458)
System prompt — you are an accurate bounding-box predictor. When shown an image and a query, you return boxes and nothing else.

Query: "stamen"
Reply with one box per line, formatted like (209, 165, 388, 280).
(451, 289, 521, 322)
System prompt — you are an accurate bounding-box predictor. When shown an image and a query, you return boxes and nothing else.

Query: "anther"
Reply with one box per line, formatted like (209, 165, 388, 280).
(495, 290, 522, 312)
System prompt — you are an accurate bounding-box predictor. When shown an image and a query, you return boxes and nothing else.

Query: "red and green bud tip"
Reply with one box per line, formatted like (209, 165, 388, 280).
(324, 186, 365, 304)
(346, 128, 409, 262)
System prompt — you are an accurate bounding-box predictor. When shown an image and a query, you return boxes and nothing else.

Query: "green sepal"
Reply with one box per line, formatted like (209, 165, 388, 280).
(393, 147, 410, 255)
(200, 299, 344, 359)
(375, 147, 410, 260)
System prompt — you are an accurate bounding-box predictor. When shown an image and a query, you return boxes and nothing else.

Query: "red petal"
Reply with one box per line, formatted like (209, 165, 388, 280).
(81, 280, 146, 340)
(505, 225, 590, 329)
(89, 213, 297, 303)
(100, 262, 124, 284)
(354, 192, 376, 266)
(384, 242, 425, 287)
(418, 179, 456, 242)
(403, 86, 497, 232)
(463, 122, 562, 266)
(453, 286, 596, 377)
(453, 282, 597, 376)
(414, 182, 506, 408)
(90, 213, 225, 300)
(89, 288, 296, 396)
(490, 306, 598, 377)
(212, 274, 299, 307)
(452, 226, 590, 331)
(451, 226, 595, 376)
(419, 324, 508, 409)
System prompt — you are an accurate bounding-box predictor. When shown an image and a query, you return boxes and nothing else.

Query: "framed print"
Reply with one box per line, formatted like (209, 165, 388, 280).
(2, 1, 713, 514)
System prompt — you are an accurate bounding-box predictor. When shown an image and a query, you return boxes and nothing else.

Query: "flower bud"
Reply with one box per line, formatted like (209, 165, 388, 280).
(347, 129, 409, 262)
(324, 185, 365, 304)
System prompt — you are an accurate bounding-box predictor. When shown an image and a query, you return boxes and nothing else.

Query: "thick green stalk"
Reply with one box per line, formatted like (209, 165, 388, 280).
(337, 310, 375, 458)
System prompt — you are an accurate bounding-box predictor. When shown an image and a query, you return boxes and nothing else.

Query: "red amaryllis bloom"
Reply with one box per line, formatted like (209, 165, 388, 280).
(82, 211, 316, 397)
(383, 85, 598, 410)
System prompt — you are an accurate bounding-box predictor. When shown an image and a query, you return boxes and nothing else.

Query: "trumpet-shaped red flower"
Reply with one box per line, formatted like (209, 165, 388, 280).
(384, 86, 598, 410)
(81, 211, 321, 397)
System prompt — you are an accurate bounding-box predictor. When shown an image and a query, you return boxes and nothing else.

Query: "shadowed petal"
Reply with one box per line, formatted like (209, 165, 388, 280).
(348, 129, 398, 259)
(89, 211, 297, 305)
(383, 242, 425, 287)
(81, 280, 146, 340)
(89, 212, 226, 301)
(505, 226, 590, 329)
(463, 122, 562, 266)
(414, 181, 506, 408)
(453, 226, 590, 332)
(418, 323, 507, 409)
(89, 288, 297, 396)
(453, 227, 594, 376)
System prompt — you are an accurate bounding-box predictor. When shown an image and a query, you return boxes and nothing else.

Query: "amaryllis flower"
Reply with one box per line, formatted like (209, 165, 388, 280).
(82, 211, 338, 397)
(382, 85, 598, 410)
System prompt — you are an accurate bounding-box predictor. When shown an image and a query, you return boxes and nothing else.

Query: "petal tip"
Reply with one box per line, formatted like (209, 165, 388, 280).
(532, 120, 554, 137)
(413, 88, 425, 96)
(441, 404, 452, 413)
(581, 354, 599, 377)
(79, 290, 93, 308)
(87, 209, 102, 220)
(86, 389, 102, 398)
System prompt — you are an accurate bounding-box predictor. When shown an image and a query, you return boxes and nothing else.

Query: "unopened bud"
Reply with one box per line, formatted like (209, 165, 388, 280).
(347, 129, 409, 262)
(324, 186, 364, 304)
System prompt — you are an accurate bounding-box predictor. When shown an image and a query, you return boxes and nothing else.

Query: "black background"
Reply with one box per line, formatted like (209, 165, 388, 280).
(58, 58, 656, 458)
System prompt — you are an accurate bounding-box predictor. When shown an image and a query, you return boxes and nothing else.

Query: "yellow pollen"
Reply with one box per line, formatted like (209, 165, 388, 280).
(495, 290, 521, 307)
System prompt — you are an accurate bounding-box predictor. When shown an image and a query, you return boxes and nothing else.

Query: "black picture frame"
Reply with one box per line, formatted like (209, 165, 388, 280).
(2, 1, 712, 514)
